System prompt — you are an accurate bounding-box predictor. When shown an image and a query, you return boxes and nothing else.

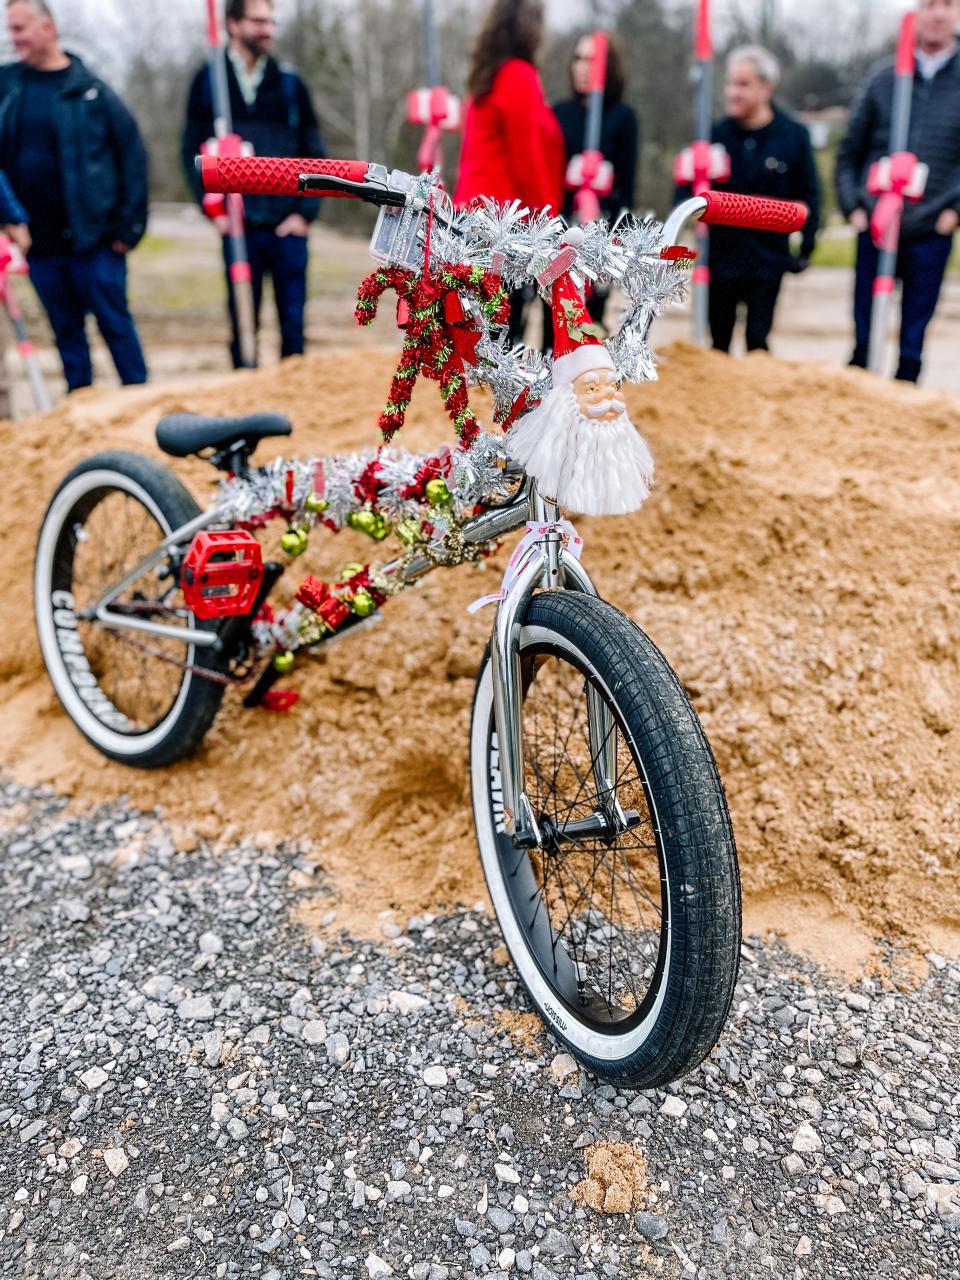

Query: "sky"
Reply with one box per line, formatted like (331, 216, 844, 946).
(0, 0, 914, 68)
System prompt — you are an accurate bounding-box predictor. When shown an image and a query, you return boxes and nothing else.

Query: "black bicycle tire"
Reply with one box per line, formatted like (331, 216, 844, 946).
(35, 450, 227, 769)
(471, 590, 741, 1089)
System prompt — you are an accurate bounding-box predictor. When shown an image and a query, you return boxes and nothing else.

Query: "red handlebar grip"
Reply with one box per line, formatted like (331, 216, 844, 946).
(200, 155, 370, 197)
(700, 190, 808, 234)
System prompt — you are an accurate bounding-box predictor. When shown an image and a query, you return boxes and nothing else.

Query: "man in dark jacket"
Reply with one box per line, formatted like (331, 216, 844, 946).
(836, 0, 960, 382)
(182, 0, 325, 369)
(694, 45, 820, 354)
(0, 0, 149, 392)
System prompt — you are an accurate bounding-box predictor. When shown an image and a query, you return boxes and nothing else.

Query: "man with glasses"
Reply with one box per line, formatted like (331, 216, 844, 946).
(837, 0, 960, 383)
(182, 0, 325, 368)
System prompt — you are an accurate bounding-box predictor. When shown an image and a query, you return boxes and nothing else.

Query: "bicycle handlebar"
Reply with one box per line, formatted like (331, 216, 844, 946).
(698, 189, 808, 234)
(199, 155, 810, 243)
(199, 155, 371, 198)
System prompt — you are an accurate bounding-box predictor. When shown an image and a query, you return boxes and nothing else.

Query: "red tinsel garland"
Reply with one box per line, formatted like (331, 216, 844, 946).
(355, 263, 509, 448)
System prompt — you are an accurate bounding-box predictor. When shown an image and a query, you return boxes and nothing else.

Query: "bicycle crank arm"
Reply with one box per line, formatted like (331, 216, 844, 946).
(93, 606, 219, 648)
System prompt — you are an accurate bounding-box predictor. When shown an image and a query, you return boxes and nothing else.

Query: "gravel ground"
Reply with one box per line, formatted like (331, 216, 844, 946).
(0, 781, 957, 1280)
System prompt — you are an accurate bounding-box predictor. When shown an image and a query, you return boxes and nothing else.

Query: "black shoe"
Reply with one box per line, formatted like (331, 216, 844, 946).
(848, 350, 867, 369)
(895, 357, 921, 383)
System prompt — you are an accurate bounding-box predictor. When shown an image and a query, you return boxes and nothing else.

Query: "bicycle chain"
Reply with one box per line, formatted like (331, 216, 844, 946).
(106, 627, 258, 688)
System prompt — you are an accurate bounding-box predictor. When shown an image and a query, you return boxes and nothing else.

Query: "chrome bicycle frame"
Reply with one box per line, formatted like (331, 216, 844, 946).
(488, 488, 614, 849)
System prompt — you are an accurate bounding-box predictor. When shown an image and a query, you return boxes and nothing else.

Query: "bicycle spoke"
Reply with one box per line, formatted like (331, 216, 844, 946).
(70, 491, 189, 732)
(510, 647, 665, 1028)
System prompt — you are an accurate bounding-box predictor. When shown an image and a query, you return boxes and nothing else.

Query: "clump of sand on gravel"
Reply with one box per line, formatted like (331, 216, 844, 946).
(3, 343, 959, 969)
(570, 1143, 650, 1214)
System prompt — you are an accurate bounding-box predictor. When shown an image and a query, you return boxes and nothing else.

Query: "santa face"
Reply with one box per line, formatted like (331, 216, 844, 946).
(572, 368, 627, 423)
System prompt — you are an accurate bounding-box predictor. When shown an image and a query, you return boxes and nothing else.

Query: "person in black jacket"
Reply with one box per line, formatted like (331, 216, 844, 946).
(552, 33, 638, 334)
(691, 46, 820, 355)
(836, 0, 960, 383)
(0, 0, 148, 392)
(0, 168, 30, 419)
(182, 0, 325, 369)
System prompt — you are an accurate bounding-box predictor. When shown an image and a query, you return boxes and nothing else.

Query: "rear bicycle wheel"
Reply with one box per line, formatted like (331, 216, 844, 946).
(470, 590, 741, 1089)
(34, 450, 227, 768)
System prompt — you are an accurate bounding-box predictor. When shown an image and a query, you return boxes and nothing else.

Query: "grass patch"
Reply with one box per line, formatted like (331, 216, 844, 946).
(811, 226, 960, 273)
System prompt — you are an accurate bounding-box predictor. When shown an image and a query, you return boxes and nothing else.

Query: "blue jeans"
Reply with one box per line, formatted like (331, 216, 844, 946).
(853, 229, 953, 380)
(29, 246, 148, 392)
(223, 226, 308, 368)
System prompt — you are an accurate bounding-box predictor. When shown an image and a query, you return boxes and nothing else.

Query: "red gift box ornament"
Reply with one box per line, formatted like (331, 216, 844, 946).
(318, 596, 351, 632)
(295, 575, 331, 612)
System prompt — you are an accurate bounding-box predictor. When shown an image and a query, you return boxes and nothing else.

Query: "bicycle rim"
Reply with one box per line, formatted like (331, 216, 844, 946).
(41, 475, 195, 741)
(482, 631, 669, 1036)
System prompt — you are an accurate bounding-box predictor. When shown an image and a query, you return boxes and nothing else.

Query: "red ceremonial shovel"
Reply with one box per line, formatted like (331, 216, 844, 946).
(0, 234, 51, 414)
(674, 0, 730, 346)
(866, 11, 926, 374)
(205, 0, 257, 369)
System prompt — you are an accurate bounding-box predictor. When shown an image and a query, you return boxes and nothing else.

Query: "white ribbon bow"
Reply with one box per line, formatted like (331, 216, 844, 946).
(468, 519, 584, 614)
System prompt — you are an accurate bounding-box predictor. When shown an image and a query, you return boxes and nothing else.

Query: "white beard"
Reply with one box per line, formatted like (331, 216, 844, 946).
(506, 384, 655, 517)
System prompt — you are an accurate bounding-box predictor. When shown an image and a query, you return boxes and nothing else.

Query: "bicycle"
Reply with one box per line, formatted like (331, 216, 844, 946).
(34, 154, 807, 1088)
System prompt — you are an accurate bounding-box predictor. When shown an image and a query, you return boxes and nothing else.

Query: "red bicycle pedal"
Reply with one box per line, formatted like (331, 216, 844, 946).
(182, 530, 263, 619)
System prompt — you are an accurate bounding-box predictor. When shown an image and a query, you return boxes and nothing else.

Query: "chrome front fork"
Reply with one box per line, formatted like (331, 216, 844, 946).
(490, 489, 617, 848)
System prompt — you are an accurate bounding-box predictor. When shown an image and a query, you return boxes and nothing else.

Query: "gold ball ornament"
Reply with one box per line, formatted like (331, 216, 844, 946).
(305, 492, 329, 514)
(425, 477, 452, 508)
(273, 650, 296, 673)
(351, 589, 377, 618)
(280, 527, 310, 557)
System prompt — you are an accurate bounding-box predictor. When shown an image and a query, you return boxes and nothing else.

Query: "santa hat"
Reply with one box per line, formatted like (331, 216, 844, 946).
(551, 272, 615, 387)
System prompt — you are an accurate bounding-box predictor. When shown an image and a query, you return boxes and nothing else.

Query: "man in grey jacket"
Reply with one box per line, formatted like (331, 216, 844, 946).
(836, 0, 960, 382)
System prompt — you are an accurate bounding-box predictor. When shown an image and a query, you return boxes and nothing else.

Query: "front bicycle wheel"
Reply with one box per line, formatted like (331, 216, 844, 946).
(471, 590, 740, 1089)
(34, 450, 227, 768)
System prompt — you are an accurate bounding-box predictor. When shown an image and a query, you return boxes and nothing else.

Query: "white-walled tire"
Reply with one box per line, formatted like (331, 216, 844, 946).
(470, 591, 740, 1089)
(35, 451, 226, 768)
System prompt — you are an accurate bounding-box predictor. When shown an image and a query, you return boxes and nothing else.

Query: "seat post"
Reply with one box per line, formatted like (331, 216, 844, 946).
(210, 442, 254, 475)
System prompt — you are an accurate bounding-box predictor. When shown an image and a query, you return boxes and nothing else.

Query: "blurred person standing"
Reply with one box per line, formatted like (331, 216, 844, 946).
(0, 0, 149, 392)
(182, 0, 325, 369)
(837, 0, 960, 383)
(0, 169, 30, 418)
(454, 0, 564, 346)
(551, 32, 638, 335)
(687, 46, 820, 355)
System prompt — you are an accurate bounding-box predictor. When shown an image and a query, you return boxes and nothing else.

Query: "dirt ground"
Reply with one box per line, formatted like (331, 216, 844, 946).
(3, 323, 959, 979)
(5, 205, 960, 416)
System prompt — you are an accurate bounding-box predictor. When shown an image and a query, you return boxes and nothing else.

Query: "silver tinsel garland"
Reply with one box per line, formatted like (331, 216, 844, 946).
(414, 184, 687, 405)
(215, 437, 513, 531)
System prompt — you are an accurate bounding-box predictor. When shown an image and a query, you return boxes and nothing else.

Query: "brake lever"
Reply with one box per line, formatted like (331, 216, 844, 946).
(298, 174, 407, 207)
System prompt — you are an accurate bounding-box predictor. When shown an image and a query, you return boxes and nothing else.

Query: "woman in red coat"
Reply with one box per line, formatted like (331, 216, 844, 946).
(454, 0, 564, 345)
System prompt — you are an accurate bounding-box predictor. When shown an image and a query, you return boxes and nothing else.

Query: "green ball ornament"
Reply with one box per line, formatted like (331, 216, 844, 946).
(348, 510, 377, 536)
(351, 589, 377, 618)
(280, 527, 310, 557)
(396, 518, 423, 546)
(305, 492, 329, 514)
(366, 512, 390, 541)
(273, 650, 296, 673)
(425, 477, 452, 508)
(340, 562, 364, 581)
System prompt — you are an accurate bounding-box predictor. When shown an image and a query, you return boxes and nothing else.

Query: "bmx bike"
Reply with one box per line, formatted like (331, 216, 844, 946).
(34, 156, 807, 1088)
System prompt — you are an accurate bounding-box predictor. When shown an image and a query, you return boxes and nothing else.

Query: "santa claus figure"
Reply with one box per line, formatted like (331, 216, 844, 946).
(507, 272, 654, 517)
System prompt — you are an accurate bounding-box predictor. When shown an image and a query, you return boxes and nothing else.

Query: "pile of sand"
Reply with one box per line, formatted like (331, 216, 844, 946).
(3, 344, 959, 970)
(570, 1143, 650, 1215)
